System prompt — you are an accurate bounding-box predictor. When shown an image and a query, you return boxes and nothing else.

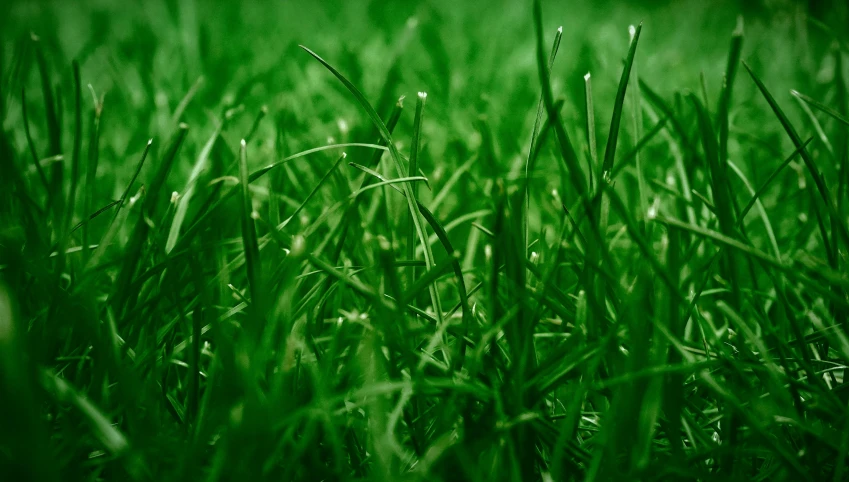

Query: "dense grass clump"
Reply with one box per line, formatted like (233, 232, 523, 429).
(2, 0, 849, 480)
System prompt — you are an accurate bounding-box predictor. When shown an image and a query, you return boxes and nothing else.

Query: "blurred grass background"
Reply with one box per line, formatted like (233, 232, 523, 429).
(4, 0, 845, 234)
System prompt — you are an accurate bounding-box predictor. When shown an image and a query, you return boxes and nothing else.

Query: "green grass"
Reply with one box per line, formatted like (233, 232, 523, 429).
(2, 0, 849, 480)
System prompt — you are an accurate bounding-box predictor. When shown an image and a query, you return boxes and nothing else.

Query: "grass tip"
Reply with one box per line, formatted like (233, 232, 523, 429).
(397, 95, 406, 107)
(418, 91, 428, 99)
(584, 72, 591, 81)
(557, 26, 563, 33)
(240, 138, 247, 147)
(178, 122, 189, 130)
(291, 235, 307, 258)
(734, 15, 744, 36)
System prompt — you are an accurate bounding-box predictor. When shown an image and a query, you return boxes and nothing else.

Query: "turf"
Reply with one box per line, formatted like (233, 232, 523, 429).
(2, 0, 849, 480)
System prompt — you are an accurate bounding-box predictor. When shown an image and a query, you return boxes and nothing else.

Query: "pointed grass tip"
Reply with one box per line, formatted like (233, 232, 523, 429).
(584, 73, 591, 81)
(557, 26, 563, 33)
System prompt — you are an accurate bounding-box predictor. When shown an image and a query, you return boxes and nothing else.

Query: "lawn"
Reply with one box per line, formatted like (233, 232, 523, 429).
(2, 0, 849, 480)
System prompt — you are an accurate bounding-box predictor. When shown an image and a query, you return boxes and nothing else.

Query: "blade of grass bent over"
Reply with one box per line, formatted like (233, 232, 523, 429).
(791, 89, 849, 127)
(299, 45, 443, 325)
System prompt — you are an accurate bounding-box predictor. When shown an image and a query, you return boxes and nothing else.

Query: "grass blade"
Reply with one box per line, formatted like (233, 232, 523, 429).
(525, 26, 563, 252)
(112, 126, 188, 316)
(33, 34, 63, 222)
(717, 17, 744, 165)
(21, 87, 49, 191)
(407, 92, 427, 291)
(165, 125, 222, 253)
(743, 62, 849, 250)
(600, 23, 642, 179)
(791, 89, 849, 127)
(299, 45, 442, 327)
(82, 84, 103, 261)
(239, 139, 263, 316)
(533, 0, 588, 199)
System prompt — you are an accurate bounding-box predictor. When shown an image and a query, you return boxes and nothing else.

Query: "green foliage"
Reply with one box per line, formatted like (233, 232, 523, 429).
(2, 0, 849, 480)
